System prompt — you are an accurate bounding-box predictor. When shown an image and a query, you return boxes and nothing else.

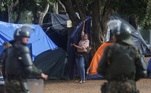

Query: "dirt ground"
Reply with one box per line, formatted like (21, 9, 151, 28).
(44, 79, 151, 93)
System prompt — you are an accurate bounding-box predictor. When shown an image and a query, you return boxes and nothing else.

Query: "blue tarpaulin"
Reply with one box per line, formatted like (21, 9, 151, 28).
(0, 21, 58, 59)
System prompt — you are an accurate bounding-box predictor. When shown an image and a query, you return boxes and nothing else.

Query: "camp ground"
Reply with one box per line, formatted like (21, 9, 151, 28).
(0, 14, 151, 81)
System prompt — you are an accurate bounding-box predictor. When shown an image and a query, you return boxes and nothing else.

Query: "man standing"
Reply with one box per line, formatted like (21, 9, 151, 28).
(2, 26, 48, 93)
(100, 21, 146, 93)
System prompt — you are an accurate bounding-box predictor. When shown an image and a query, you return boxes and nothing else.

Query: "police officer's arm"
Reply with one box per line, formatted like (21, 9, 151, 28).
(135, 49, 146, 81)
(19, 46, 42, 76)
(99, 46, 111, 76)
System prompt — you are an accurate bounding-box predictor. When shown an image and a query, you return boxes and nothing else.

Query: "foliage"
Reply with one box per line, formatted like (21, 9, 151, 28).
(0, 0, 150, 24)
(101, 0, 147, 21)
(0, 0, 151, 54)
(0, 0, 13, 11)
(0, 0, 151, 28)
(141, 0, 151, 29)
(0, 0, 57, 11)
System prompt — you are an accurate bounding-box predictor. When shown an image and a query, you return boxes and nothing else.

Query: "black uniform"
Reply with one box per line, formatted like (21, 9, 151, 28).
(4, 44, 42, 79)
(2, 26, 43, 93)
(100, 43, 144, 93)
(100, 20, 146, 93)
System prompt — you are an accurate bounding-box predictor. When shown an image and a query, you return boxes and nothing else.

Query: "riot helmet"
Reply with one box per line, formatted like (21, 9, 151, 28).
(107, 19, 133, 45)
(13, 26, 33, 45)
(14, 26, 32, 40)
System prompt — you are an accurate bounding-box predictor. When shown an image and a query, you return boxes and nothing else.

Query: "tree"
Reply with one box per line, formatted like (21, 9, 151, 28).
(142, 0, 151, 29)
(0, 0, 56, 24)
(0, 0, 150, 51)
(0, 0, 19, 22)
(60, 0, 103, 54)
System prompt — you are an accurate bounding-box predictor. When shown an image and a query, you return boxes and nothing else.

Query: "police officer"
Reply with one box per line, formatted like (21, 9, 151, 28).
(100, 21, 146, 93)
(2, 26, 48, 93)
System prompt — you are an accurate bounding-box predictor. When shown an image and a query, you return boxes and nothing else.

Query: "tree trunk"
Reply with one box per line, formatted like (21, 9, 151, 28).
(53, 2, 58, 14)
(100, 0, 115, 41)
(74, 0, 86, 20)
(7, 0, 19, 22)
(90, 0, 102, 54)
(37, 3, 50, 25)
(14, 10, 21, 23)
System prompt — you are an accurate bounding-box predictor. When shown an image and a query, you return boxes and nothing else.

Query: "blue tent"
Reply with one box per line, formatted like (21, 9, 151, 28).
(0, 21, 58, 59)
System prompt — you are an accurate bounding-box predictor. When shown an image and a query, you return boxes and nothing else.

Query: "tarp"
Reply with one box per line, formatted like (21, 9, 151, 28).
(0, 21, 58, 59)
(88, 42, 112, 75)
(42, 13, 69, 50)
(43, 13, 69, 33)
(51, 13, 69, 31)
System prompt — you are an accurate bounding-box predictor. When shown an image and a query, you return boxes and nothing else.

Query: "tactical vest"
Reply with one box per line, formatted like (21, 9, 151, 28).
(105, 43, 136, 80)
(4, 46, 28, 79)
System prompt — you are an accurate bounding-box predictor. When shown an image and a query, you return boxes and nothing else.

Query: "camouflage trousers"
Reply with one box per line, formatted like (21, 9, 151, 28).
(101, 80, 139, 93)
(4, 79, 30, 93)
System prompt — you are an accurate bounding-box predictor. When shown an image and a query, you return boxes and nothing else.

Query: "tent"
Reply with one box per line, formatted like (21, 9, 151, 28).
(0, 21, 57, 57)
(88, 42, 112, 75)
(34, 48, 68, 79)
(0, 21, 68, 79)
(42, 13, 70, 51)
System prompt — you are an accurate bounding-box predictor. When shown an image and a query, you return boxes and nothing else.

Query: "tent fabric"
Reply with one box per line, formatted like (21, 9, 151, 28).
(88, 42, 112, 75)
(42, 13, 70, 51)
(43, 13, 69, 34)
(34, 48, 68, 80)
(46, 28, 68, 51)
(106, 15, 150, 55)
(51, 13, 70, 31)
(147, 58, 151, 73)
(0, 21, 58, 59)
